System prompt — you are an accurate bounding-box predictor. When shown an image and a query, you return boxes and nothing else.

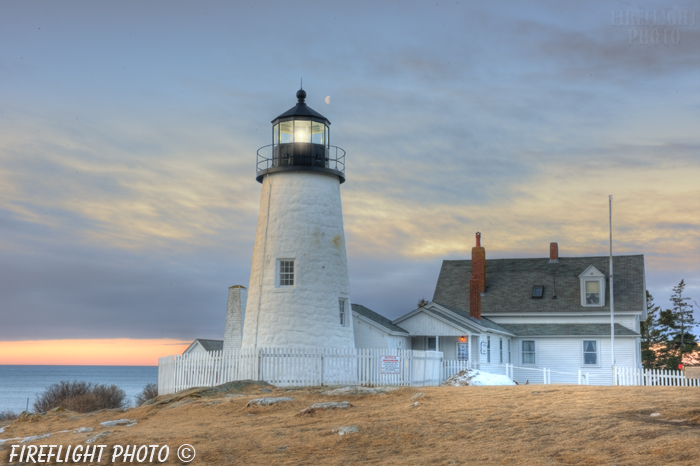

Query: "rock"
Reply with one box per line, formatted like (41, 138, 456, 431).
(297, 401, 353, 416)
(261, 388, 273, 393)
(100, 419, 137, 427)
(333, 425, 359, 436)
(168, 400, 194, 409)
(17, 411, 44, 422)
(411, 392, 424, 400)
(411, 402, 419, 407)
(246, 397, 294, 407)
(278, 446, 288, 451)
(650, 413, 660, 417)
(74, 427, 94, 433)
(22, 433, 51, 443)
(321, 386, 398, 395)
(144, 380, 275, 406)
(86, 431, 111, 443)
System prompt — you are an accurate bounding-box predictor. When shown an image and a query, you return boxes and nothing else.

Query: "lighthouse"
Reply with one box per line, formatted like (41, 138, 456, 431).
(241, 89, 355, 349)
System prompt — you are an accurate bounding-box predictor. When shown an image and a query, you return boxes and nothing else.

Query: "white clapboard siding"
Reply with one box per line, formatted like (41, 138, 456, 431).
(615, 367, 700, 386)
(158, 348, 444, 395)
(509, 337, 638, 386)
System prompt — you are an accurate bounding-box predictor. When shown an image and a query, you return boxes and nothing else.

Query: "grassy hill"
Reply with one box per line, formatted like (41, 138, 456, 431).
(2, 382, 700, 465)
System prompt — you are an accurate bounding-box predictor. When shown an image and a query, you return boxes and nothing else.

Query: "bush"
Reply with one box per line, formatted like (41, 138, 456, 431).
(33, 380, 127, 413)
(134, 383, 159, 406)
(0, 409, 19, 421)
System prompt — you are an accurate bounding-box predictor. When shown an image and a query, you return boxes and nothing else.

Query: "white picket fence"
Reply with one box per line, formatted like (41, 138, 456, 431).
(615, 366, 700, 386)
(158, 348, 443, 395)
(442, 361, 590, 385)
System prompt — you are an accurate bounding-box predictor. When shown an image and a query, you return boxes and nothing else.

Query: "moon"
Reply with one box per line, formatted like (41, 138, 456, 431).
(325, 96, 331, 104)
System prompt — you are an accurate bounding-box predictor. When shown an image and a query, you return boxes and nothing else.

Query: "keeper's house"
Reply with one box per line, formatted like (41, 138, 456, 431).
(352, 235, 645, 385)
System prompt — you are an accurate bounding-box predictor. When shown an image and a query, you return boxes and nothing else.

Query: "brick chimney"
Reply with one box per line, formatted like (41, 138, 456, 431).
(470, 232, 486, 321)
(549, 242, 559, 263)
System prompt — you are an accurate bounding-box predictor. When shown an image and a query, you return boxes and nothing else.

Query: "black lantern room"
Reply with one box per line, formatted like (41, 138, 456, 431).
(256, 89, 346, 183)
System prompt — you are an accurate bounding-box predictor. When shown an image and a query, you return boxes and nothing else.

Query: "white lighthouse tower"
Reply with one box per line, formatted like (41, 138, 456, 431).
(241, 89, 355, 349)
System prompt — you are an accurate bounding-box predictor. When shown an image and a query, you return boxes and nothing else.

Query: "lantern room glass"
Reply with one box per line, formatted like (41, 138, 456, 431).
(312, 121, 326, 145)
(294, 120, 311, 143)
(280, 121, 293, 144)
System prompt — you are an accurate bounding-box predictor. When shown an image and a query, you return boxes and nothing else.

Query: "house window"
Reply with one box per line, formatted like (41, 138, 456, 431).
(583, 340, 598, 365)
(457, 342, 469, 361)
(499, 338, 503, 363)
(278, 260, 294, 287)
(427, 337, 437, 351)
(522, 340, 536, 365)
(487, 336, 491, 363)
(579, 266, 606, 307)
(507, 340, 511, 363)
(585, 281, 600, 305)
(339, 298, 348, 326)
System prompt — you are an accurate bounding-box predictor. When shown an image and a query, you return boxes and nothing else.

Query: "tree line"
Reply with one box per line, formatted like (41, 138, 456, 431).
(641, 279, 698, 370)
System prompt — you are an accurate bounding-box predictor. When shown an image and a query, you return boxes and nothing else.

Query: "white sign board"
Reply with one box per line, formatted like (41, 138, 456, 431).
(380, 355, 401, 374)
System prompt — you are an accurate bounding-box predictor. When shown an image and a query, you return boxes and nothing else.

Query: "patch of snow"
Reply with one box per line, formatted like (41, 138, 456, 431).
(86, 431, 111, 443)
(333, 425, 359, 435)
(74, 427, 94, 433)
(650, 413, 660, 417)
(100, 419, 137, 427)
(443, 369, 516, 386)
(0, 437, 23, 445)
(22, 433, 51, 443)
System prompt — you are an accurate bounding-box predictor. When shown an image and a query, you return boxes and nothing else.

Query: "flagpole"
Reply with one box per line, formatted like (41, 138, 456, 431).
(609, 195, 616, 384)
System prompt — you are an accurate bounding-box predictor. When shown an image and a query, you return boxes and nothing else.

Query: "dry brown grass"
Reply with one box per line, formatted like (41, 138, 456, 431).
(2, 383, 700, 465)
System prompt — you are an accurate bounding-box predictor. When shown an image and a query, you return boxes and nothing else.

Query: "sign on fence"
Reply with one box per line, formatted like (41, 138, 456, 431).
(380, 355, 401, 374)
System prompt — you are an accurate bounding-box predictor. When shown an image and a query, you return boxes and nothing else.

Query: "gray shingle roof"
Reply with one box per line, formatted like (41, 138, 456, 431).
(352, 304, 409, 334)
(496, 323, 640, 337)
(195, 339, 224, 351)
(432, 255, 645, 315)
(432, 303, 514, 335)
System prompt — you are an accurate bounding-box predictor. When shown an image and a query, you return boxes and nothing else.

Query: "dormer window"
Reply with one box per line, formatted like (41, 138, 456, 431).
(585, 281, 600, 304)
(579, 265, 606, 307)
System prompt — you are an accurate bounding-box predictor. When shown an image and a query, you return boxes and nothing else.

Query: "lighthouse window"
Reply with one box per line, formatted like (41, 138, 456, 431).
(279, 260, 294, 287)
(339, 299, 347, 326)
(280, 121, 293, 144)
(312, 121, 325, 145)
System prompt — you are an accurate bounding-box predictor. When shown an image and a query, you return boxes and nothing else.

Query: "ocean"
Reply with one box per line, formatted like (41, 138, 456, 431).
(0, 365, 158, 414)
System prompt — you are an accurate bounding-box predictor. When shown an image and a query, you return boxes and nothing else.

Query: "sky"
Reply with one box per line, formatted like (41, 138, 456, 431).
(1, 0, 698, 365)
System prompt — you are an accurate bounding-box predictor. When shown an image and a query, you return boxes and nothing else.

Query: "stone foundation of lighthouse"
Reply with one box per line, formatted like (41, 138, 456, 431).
(241, 170, 355, 349)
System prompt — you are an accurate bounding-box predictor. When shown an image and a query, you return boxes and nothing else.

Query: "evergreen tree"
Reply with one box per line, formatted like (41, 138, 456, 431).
(656, 279, 698, 369)
(669, 279, 698, 363)
(640, 291, 662, 369)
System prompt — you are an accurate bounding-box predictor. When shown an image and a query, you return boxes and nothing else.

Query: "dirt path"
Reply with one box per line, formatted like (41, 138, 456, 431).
(2, 383, 699, 465)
